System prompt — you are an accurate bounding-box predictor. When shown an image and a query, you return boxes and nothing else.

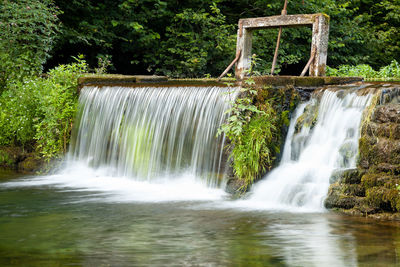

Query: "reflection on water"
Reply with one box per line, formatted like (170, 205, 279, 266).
(1, 173, 400, 266)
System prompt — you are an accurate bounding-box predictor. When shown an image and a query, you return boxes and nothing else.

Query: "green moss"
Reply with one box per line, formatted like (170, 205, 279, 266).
(294, 77, 324, 87)
(366, 187, 400, 212)
(0, 150, 14, 166)
(294, 101, 318, 133)
(341, 169, 363, 184)
(325, 183, 362, 209)
(342, 184, 365, 197)
(252, 76, 295, 87)
(323, 77, 363, 85)
(78, 74, 168, 87)
(251, 76, 359, 87)
(18, 156, 42, 172)
(358, 135, 377, 168)
(361, 173, 380, 188)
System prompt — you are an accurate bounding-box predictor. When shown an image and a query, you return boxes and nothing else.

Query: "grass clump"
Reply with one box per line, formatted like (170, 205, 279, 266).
(218, 56, 298, 191)
(327, 60, 400, 81)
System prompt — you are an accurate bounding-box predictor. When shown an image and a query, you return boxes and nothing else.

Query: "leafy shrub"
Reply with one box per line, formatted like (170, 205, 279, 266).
(0, 56, 88, 161)
(0, 80, 40, 147)
(0, 0, 60, 89)
(327, 60, 400, 80)
(378, 60, 400, 78)
(218, 77, 278, 190)
(34, 56, 88, 160)
(156, 3, 235, 78)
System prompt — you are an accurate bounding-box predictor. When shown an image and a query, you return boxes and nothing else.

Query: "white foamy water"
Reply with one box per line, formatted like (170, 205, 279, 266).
(232, 89, 372, 212)
(1, 85, 237, 203)
(1, 87, 373, 210)
(69, 85, 238, 187)
(2, 162, 226, 202)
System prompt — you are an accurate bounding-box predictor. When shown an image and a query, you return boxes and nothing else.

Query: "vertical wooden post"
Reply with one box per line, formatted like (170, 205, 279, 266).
(235, 21, 253, 80)
(310, 14, 330, 76)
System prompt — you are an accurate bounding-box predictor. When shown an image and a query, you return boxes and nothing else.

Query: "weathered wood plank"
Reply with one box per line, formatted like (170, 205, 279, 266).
(240, 14, 320, 29)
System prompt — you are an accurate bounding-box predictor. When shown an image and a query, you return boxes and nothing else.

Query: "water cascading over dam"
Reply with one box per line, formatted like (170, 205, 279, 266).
(245, 89, 373, 211)
(68, 85, 238, 187)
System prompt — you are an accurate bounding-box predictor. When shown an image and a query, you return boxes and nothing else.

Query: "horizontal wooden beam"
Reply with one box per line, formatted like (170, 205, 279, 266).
(240, 14, 324, 29)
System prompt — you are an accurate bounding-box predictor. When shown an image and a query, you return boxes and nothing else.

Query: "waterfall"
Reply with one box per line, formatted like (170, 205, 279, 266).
(68, 85, 237, 187)
(247, 89, 372, 211)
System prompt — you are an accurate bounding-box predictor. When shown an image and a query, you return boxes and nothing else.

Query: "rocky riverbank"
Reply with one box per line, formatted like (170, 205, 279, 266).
(325, 84, 400, 220)
(0, 146, 43, 173)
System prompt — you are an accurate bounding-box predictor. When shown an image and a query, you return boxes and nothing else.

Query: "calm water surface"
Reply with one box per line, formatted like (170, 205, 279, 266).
(0, 171, 399, 266)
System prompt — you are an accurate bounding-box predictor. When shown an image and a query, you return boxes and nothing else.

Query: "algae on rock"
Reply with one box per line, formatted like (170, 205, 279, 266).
(325, 85, 400, 218)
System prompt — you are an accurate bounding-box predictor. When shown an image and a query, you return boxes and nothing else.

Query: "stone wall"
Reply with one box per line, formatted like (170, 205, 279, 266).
(325, 85, 400, 219)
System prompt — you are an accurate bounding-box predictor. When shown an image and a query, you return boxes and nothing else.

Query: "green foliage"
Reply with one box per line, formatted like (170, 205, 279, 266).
(218, 79, 277, 190)
(229, 104, 277, 189)
(34, 56, 88, 160)
(0, 56, 88, 161)
(46, 0, 400, 77)
(353, 0, 400, 67)
(0, 0, 60, 89)
(327, 60, 400, 80)
(155, 2, 235, 77)
(95, 54, 113, 74)
(218, 56, 280, 190)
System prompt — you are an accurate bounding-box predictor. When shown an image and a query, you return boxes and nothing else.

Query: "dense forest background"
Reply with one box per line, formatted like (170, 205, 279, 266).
(48, 0, 400, 77)
(6, 0, 400, 78)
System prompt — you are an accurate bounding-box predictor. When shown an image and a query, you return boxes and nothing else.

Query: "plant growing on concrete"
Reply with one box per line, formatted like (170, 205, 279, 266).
(326, 60, 400, 81)
(218, 55, 278, 191)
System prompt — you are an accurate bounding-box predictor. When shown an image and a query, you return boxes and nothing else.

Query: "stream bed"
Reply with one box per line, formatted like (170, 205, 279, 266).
(1, 171, 399, 266)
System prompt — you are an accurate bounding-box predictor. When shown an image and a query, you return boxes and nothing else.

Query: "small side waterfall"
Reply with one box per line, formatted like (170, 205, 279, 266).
(69, 86, 237, 187)
(248, 89, 373, 211)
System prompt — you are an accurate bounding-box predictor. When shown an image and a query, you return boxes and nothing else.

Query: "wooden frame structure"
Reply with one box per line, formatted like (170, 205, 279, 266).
(234, 13, 330, 80)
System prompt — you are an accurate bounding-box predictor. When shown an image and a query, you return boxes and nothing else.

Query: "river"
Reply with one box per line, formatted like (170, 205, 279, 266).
(1, 170, 399, 266)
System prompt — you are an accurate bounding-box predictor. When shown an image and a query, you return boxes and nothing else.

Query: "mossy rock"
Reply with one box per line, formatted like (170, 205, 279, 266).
(323, 77, 363, 85)
(78, 74, 168, 87)
(360, 172, 397, 189)
(329, 168, 363, 184)
(358, 135, 378, 169)
(0, 146, 26, 169)
(341, 169, 364, 184)
(365, 121, 400, 140)
(225, 84, 300, 190)
(370, 138, 400, 165)
(342, 184, 365, 197)
(365, 186, 400, 212)
(225, 178, 248, 195)
(325, 183, 363, 209)
(252, 76, 295, 87)
(294, 77, 324, 87)
(17, 156, 43, 173)
(294, 100, 319, 134)
(372, 104, 400, 124)
(375, 163, 400, 175)
(0, 146, 44, 173)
